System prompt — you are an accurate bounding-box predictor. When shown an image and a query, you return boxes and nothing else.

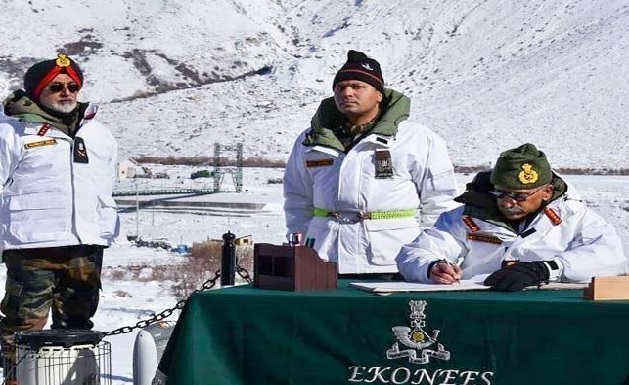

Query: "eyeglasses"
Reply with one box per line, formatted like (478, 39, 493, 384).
(489, 185, 547, 202)
(48, 82, 81, 94)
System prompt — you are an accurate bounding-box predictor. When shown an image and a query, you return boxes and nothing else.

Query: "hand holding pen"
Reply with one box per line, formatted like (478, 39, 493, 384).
(429, 260, 462, 285)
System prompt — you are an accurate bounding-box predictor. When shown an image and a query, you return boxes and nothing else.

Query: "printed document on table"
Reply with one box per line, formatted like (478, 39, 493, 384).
(349, 277, 490, 293)
(349, 274, 588, 293)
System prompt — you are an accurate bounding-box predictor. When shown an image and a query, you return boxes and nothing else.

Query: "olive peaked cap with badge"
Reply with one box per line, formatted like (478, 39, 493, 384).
(490, 143, 553, 190)
(23, 53, 83, 101)
(332, 50, 384, 93)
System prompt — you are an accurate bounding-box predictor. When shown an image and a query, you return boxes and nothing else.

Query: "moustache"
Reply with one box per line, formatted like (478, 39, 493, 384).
(500, 206, 524, 215)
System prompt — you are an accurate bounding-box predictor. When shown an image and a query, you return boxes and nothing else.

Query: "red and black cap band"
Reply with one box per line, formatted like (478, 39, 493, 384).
(24, 54, 83, 100)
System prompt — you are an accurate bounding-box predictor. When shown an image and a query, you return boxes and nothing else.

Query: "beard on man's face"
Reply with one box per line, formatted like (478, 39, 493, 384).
(40, 99, 77, 114)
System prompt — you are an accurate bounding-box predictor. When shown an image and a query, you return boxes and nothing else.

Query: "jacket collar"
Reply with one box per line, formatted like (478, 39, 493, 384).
(302, 89, 410, 151)
(2, 90, 89, 136)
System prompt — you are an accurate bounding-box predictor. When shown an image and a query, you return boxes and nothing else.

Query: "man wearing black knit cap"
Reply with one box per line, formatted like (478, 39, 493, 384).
(284, 50, 459, 278)
(0, 53, 119, 381)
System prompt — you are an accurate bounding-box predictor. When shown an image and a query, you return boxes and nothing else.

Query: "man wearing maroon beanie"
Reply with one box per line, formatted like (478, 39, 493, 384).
(0, 53, 119, 382)
(284, 50, 459, 279)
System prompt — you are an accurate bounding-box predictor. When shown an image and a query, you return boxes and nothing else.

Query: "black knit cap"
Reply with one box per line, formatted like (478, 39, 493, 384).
(24, 53, 83, 100)
(490, 143, 553, 190)
(332, 50, 384, 93)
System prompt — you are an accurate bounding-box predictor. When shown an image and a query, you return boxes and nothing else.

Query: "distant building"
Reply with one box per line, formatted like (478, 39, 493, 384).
(267, 177, 283, 184)
(195, 235, 253, 248)
(117, 158, 141, 180)
(235, 235, 253, 246)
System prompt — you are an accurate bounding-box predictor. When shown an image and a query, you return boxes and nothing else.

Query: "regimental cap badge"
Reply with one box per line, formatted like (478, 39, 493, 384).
(55, 53, 71, 68)
(517, 163, 539, 184)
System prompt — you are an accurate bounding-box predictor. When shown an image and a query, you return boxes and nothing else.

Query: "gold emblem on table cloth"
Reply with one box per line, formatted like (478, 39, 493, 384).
(386, 300, 450, 364)
(518, 163, 538, 184)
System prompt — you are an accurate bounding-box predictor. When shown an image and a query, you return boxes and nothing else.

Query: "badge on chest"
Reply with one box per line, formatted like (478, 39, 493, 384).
(73, 137, 89, 163)
(306, 158, 334, 168)
(375, 149, 393, 179)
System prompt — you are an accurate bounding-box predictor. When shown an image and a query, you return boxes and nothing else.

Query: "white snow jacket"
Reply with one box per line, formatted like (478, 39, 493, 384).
(397, 171, 627, 283)
(0, 101, 119, 250)
(284, 90, 459, 274)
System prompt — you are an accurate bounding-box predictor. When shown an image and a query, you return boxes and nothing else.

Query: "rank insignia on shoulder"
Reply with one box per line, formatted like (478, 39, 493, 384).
(306, 158, 333, 168)
(24, 138, 57, 149)
(462, 215, 480, 233)
(543, 207, 562, 226)
(37, 123, 52, 136)
(375, 149, 393, 179)
(73, 137, 89, 164)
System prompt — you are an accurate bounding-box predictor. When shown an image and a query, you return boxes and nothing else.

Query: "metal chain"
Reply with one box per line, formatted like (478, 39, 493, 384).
(236, 264, 253, 283)
(105, 263, 253, 336)
(0, 264, 254, 382)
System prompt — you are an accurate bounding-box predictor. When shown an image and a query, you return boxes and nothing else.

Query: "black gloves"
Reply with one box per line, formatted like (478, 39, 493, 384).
(484, 262, 550, 292)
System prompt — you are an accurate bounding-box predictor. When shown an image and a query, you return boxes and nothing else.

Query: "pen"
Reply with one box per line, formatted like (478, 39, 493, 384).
(446, 260, 461, 284)
(434, 259, 461, 284)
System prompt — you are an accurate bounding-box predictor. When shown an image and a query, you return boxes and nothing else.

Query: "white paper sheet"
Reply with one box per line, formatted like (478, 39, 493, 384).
(349, 279, 489, 293)
(349, 274, 588, 294)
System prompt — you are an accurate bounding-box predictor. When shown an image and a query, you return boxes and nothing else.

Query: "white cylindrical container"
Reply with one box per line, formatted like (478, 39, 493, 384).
(133, 321, 176, 385)
(14, 330, 111, 385)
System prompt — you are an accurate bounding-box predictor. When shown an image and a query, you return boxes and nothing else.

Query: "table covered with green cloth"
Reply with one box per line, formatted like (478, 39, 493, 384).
(158, 280, 629, 385)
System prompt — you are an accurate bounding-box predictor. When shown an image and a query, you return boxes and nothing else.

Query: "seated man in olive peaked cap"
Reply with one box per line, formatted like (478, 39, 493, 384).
(396, 143, 627, 291)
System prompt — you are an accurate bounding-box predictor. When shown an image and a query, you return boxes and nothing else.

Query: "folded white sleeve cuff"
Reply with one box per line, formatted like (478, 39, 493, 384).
(543, 259, 563, 281)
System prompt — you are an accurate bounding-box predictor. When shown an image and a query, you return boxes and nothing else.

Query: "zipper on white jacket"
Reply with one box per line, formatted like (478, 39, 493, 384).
(69, 135, 82, 243)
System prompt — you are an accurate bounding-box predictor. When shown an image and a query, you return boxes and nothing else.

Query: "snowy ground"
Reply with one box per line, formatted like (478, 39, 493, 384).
(0, 170, 628, 384)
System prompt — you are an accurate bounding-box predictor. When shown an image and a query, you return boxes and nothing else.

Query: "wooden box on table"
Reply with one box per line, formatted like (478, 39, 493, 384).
(583, 276, 629, 300)
(253, 243, 337, 291)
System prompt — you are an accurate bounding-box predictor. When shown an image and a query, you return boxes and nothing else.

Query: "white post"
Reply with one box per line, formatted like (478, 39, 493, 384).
(132, 330, 157, 385)
(132, 322, 176, 385)
(135, 181, 140, 237)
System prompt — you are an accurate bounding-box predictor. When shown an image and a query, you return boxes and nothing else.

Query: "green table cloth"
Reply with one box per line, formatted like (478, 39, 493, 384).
(159, 280, 629, 385)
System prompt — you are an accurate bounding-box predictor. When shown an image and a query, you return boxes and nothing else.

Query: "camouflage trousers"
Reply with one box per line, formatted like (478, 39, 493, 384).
(0, 245, 103, 378)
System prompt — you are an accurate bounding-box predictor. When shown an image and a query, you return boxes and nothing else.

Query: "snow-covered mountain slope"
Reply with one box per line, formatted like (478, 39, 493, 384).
(1, 0, 628, 169)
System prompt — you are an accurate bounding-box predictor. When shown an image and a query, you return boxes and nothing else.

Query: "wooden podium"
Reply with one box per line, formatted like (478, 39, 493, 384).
(253, 243, 337, 291)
